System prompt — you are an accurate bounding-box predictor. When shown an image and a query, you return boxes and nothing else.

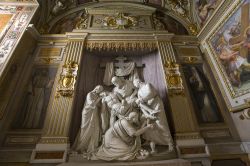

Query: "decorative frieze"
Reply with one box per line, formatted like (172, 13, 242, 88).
(86, 41, 157, 51)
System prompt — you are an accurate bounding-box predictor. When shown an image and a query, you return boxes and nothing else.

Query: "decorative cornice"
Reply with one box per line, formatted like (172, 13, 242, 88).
(85, 40, 158, 51)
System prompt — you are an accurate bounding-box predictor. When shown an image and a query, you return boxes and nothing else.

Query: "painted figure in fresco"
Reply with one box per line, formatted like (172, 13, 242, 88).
(196, 0, 218, 26)
(216, 20, 250, 87)
(189, 67, 220, 123)
(72, 85, 104, 157)
(22, 69, 53, 128)
(51, 0, 67, 15)
(211, 1, 250, 90)
(92, 112, 153, 161)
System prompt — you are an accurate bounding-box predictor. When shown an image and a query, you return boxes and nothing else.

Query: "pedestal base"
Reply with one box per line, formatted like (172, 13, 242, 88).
(58, 159, 191, 166)
(30, 143, 69, 163)
(175, 134, 210, 166)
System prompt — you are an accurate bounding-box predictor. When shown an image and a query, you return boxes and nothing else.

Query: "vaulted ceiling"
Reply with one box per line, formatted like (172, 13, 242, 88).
(33, 0, 223, 35)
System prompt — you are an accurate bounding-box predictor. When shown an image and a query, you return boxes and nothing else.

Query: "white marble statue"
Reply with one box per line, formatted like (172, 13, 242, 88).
(73, 69, 173, 161)
(92, 111, 154, 161)
(111, 76, 137, 104)
(101, 92, 132, 126)
(72, 85, 104, 156)
(134, 79, 174, 154)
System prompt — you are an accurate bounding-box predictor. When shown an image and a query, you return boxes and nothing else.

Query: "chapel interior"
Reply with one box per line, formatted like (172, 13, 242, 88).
(0, 0, 250, 166)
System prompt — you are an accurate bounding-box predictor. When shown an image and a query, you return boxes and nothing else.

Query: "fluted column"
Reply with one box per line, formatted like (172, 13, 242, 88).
(30, 33, 87, 163)
(156, 35, 210, 165)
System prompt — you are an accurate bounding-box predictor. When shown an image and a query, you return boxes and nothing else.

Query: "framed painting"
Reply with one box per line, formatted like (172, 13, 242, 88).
(203, 0, 250, 111)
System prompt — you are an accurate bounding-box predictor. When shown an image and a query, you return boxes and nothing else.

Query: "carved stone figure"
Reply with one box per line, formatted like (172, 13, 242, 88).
(102, 92, 131, 126)
(134, 78, 173, 154)
(92, 112, 153, 161)
(111, 76, 137, 104)
(73, 64, 173, 161)
(72, 85, 104, 156)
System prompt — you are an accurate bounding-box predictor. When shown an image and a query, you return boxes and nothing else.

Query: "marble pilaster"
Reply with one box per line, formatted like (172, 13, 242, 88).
(30, 33, 87, 164)
(156, 36, 210, 165)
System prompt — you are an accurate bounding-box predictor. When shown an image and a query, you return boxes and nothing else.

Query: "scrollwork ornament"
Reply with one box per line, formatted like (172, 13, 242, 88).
(75, 12, 89, 29)
(188, 24, 198, 36)
(56, 61, 78, 98)
(102, 13, 138, 29)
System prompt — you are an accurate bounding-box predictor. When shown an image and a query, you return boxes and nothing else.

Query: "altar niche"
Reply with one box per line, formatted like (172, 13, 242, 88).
(69, 49, 175, 161)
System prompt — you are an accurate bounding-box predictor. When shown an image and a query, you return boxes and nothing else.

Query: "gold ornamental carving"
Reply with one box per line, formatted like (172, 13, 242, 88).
(86, 41, 157, 51)
(165, 61, 184, 96)
(188, 24, 198, 36)
(75, 13, 89, 29)
(56, 61, 78, 98)
(103, 13, 138, 29)
(183, 56, 198, 64)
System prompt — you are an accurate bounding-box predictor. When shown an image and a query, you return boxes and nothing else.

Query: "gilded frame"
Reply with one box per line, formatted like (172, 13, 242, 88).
(202, 0, 250, 112)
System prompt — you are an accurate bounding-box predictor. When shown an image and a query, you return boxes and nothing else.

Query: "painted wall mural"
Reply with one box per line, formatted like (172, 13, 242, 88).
(13, 66, 58, 129)
(0, 4, 37, 78)
(12, 46, 64, 129)
(203, 0, 250, 111)
(194, 0, 223, 28)
(183, 65, 223, 123)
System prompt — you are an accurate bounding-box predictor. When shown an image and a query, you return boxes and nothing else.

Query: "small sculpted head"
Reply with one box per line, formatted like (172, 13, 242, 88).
(93, 85, 104, 94)
(133, 78, 142, 88)
(111, 76, 123, 87)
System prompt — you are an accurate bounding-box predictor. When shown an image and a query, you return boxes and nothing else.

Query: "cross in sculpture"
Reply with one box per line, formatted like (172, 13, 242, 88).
(229, 2, 250, 58)
(100, 56, 145, 68)
(114, 56, 133, 69)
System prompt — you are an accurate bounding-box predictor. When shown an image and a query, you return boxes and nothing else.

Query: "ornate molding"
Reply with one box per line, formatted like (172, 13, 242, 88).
(182, 56, 199, 64)
(175, 133, 202, 140)
(86, 40, 158, 51)
(39, 137, 69, 144)
(102, 13, 138, 29)
(239, 108, 250, 120)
